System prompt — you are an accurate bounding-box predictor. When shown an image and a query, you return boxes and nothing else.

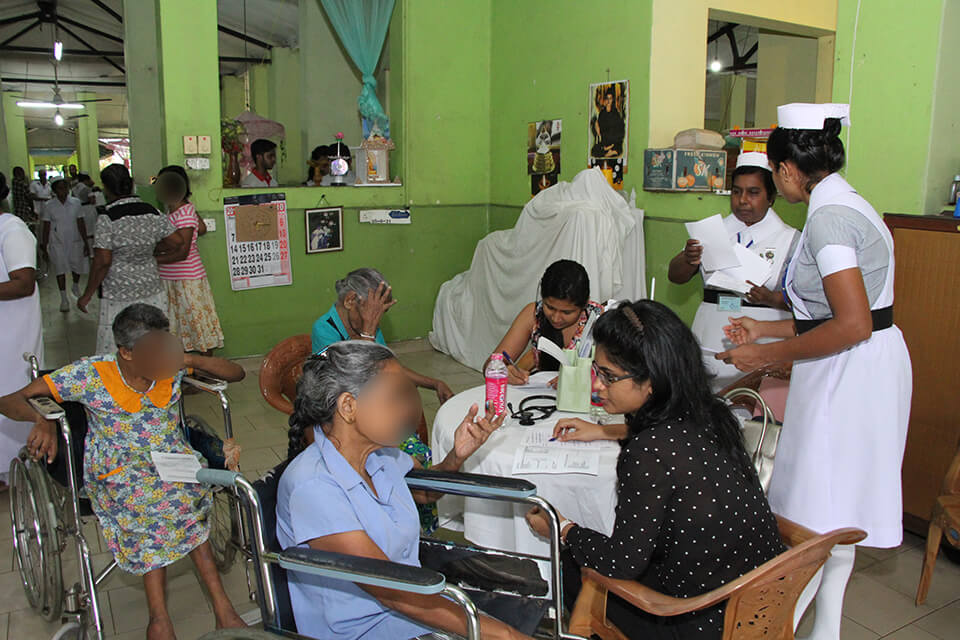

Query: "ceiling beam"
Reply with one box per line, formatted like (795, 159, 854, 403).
(217, 24, 272, 50)
(219, 55, 272, 64)
(89, 0, 122, 23)
(2, 76, 126, 87)
(57, 21, 125, 74)
(57, 15, 123, 44)
(0, 44, 123, 57)
(707, 23, 736, 44)
(0, 19, 41, 47)
(0, 11, 42, 27)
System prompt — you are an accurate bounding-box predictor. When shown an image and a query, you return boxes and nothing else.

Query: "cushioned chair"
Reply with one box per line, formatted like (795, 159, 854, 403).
(568, 516, 865, 640)
(259, 334, 429, 443)
(916, 443, 960, 605)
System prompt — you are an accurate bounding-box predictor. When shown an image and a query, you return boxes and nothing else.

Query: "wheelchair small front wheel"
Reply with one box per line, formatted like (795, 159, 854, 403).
(188, 414, 240, 572)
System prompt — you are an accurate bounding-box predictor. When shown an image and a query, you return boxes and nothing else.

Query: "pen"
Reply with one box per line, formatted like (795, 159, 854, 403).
(501, 351, 514, 365)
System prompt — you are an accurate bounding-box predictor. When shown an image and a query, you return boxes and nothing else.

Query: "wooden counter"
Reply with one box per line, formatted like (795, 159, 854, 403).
(884, 213, 960, 534)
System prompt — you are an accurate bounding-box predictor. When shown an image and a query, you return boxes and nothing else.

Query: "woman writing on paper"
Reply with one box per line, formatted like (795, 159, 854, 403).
(488, 259, 604, 385)
(668, 152, 799, 390)
(717, 103, 911, 640)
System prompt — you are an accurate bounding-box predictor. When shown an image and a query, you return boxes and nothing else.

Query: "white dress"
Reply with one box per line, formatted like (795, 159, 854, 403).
(691, 208, 799, 389)
(0, 214, 44, 478)
(29, 180, 52, 216)
(769, 173, 912, 548)
(42, 196, 89, 275)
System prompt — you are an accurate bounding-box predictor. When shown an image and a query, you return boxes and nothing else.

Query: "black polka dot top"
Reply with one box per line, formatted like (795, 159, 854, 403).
(566, 416, 785, 639)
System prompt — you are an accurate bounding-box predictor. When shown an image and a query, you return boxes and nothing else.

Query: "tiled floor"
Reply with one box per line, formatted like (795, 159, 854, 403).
(2, 275, 958, 639)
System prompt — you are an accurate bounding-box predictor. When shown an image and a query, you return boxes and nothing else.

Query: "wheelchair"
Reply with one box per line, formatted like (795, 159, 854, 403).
(193, 463, 589, 640)
(8, 354, 246, 639)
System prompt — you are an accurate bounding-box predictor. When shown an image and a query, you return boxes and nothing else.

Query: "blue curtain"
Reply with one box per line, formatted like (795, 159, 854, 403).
(319, 0, 396, 138)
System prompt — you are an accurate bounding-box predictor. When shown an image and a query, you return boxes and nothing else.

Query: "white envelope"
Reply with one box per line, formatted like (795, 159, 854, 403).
(685, 214, 740, 272)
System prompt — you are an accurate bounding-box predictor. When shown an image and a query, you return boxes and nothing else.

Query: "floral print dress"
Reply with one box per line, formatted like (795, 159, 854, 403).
(42, 355, 211, 574)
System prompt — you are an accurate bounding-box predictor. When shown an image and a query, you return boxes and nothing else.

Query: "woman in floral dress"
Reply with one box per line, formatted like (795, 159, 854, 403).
(0, 303, 246, 640)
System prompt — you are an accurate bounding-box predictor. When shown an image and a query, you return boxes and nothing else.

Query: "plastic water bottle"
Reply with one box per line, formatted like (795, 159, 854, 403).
(484, 354, 509, 416)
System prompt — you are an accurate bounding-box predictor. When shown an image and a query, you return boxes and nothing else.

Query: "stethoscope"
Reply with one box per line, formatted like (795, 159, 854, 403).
(507, 395, 558, 426)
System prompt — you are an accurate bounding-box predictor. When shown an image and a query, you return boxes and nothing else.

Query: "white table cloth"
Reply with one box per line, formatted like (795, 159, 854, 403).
(431, 381, 620, 558)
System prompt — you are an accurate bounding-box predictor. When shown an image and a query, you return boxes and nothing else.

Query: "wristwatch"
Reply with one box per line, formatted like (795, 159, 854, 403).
(558, 519, 575, 544)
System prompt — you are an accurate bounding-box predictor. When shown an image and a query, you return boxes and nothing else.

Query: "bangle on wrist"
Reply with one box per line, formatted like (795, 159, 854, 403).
(559, 519, 575, 543)
(359, 332, 376, 340)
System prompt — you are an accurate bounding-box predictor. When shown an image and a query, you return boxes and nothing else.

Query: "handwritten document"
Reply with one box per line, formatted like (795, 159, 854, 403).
(521, 426, 619, 451)
(512, 446, 600, 475)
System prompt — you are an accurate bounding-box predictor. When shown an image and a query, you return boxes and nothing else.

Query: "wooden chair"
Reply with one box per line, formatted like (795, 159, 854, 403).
(916, 443, 960, 605)
(259, 334, 313, 415)
(258, 334, 430, 443)
(569, 516, 865, 640)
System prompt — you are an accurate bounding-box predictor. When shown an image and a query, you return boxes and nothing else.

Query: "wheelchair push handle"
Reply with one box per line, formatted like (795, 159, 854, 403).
(196, 468, 241, 487)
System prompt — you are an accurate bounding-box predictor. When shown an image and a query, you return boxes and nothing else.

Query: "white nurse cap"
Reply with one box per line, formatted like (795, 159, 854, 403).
(777, 103, 851, 130)
(736, 151, 771, 171)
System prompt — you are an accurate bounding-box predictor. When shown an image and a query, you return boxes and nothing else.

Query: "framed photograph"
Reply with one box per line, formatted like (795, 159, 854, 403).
(588, 80, 629, 164)
(527, 119, 561, 175)
(305, 206, 343, 254)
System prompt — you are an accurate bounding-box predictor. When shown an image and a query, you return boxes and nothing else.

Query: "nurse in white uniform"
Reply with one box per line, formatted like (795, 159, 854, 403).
(668, 151, 799, 390)
(40, 179, 90, 312)
(0, 211, 44, 488)
(718, 103, 911, 640)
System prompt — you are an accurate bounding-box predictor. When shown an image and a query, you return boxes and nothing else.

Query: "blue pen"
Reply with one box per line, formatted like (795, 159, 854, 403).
(501, 351, 514, 365)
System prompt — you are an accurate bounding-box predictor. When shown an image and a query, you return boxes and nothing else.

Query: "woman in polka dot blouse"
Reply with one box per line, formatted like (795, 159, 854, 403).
(526, 300, 785, 639)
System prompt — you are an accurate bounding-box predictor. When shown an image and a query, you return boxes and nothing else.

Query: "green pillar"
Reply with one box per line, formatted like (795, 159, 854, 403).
(123, 0, 165, 184)
(76, 92, 100, 175)
(123, 0, 222, 209)
(220, 74, 245, 120)
(269, 48, 302, 186)
(1, 93, 29, 176)
(157, 0, 222, 212)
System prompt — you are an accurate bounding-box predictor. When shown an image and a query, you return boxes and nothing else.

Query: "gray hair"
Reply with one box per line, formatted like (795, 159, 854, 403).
(334, 267, 389, 302)
(287, 341, 396, 458)
(112, 304, 170, 349)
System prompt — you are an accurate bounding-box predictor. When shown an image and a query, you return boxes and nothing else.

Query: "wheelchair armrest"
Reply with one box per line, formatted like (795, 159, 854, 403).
(28, 396, 65, 421)
(183, 374, 228, 393)
(277, 547, 447, 595)
(405, 469, 536, 499)
(196, 468, 241, 487)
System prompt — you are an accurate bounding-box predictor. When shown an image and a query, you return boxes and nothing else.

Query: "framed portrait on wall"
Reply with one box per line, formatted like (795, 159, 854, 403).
(588, 80, 629, 164)
(305, 206, 343, 254)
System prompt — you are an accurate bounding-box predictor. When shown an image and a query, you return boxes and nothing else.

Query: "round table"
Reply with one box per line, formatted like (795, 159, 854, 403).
(431, 379, 621, 558)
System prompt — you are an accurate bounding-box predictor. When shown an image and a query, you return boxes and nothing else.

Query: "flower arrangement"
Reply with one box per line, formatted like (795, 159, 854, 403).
(221, 118, 247, 154)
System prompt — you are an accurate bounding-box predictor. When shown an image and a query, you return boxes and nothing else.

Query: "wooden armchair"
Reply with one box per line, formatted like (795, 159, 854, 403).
(569, 516, 865, 640)
(916, 443, 960, 605)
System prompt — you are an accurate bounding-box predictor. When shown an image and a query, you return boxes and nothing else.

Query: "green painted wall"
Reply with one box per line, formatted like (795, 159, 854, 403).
(75, 92, 100, 175)
(220, 75, 245, 120)
(923, 0, 960, 214)
(123, 0, 165, 184)
(832, 0, 943, 214)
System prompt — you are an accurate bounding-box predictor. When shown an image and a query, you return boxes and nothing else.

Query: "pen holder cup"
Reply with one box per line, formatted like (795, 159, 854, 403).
(556, 348, 593, 413)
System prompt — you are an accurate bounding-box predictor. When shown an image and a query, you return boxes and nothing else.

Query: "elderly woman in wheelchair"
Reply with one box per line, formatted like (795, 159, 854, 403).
(277, 340, 531, 640)
(0, 303, 248, 640)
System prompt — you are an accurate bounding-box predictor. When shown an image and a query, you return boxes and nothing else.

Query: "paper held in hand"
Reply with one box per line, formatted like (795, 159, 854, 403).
(703, 244, 773, 295)
(150, 451, 202, 484)
(685, 214, 739, 271)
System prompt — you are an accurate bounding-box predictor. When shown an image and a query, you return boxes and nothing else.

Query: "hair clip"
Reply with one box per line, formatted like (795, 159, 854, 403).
(622, 306, 645, 335)
(316, 346, 331, 359)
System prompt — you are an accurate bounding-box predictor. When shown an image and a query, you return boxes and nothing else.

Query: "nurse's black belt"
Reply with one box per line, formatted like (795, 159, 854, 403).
(702, 288, 768, 309)
(794, 306, 893, 335)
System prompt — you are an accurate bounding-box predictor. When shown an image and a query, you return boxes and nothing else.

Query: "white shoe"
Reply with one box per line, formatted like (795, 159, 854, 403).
(59, 300, 70, 312)
(71, 283, 81, 297)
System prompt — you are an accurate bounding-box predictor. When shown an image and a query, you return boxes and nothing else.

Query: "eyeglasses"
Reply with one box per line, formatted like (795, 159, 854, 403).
(592, 362, 636, 386)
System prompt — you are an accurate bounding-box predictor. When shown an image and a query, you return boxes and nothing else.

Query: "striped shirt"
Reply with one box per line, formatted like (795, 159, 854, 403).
(158, 203, 206, 280)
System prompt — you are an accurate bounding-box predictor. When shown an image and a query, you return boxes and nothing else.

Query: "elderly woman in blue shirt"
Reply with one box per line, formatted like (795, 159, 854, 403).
(277, 341, 530, 640)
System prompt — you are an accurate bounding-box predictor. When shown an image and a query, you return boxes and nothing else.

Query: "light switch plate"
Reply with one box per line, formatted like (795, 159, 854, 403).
(203, 217, 216, 232)
(183, 135, 198, 154)
(197, 135, 212, 154)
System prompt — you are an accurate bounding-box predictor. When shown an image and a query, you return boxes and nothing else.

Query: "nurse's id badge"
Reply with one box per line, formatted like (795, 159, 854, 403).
(717, 294, 742, 312)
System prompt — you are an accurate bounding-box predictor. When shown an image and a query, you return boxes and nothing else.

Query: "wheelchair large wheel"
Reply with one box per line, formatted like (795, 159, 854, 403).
(9, 455, 64, 621)
(198, 630, 278, 640)
(188, 415, 239, 572)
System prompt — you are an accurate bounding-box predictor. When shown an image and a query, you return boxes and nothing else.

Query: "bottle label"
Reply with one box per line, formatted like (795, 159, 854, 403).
(485, 376, 508, 416)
